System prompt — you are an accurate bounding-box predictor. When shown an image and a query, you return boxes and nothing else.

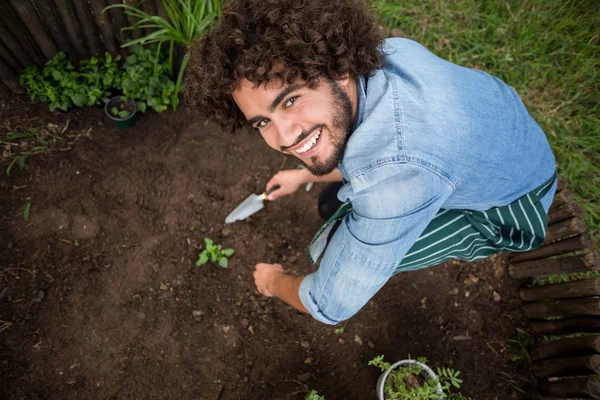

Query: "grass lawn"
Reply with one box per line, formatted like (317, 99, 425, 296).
(373, 0, 600, 247)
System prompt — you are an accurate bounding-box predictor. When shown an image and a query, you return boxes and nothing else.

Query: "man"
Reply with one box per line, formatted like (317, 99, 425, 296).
(185, 0, 556, 325)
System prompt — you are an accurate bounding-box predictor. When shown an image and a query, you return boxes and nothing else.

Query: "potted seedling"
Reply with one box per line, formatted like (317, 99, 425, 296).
(105, 95, 137, 129)
(370, 355, 469, 400)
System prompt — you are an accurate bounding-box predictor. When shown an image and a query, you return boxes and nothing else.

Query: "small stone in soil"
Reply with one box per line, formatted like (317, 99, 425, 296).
(493, 291, 502, 302)
(354, 335, 363, 345)
(240, 318, 249, 327)
(297, 372, 311, 383)
(159, 283, 167, 291)
(300, 341, 310, 349)
(367, 340, 375, 349)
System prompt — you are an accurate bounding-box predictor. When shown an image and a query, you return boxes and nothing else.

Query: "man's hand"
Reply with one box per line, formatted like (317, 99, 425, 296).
(253, 263, 309, 313)
(265, 169, 308, 200)
(253, 263, 285, 296)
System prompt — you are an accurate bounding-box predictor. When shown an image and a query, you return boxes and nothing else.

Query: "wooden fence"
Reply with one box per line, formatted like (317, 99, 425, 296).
(0, 0, 167, 95)
(509, 176, 600, 399)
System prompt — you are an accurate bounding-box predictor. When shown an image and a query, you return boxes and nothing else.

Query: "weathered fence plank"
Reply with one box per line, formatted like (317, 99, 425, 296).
(548, 202, 584, 225)
(89, 0, 118, 53)
(533, 354, 600, 378)
(0, 40, 22, 73)
(141, 0, 157, 37)
(72, 0, 104, 56)
(0, 26, 33, 69)
(545, 217, 588, 244)
(510, 234, 594, 263)
(509, 253, 599, 279)
(551, 189, 574, 210)
(557, 175, 567, 192)
(154, 0, 167, 20)
(0, 57, 23, 94)
(0, 3, 44, 65)
(528, 317, 600, 336)
(33, 0, 77, 57)
(520, 278, 600, 302)
(523, 298, 600, 319)
(103, 0, 129, 46)
(52, 0, 89, 59)
(8, 0, 58, 60)
(539, 375, 600, 399)
(531, 335, 600, 361)
(123, 0, 141, 40)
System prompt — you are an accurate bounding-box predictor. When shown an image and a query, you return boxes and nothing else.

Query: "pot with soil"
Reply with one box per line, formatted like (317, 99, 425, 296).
(105, 96, 137, 129)
(373, 358, 444, 400)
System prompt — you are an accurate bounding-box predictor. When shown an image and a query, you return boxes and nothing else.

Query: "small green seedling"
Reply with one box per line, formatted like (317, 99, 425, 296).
(110, 105, 131, 119)
(196, 238, 235, 268)
(305, 390, 325, 400)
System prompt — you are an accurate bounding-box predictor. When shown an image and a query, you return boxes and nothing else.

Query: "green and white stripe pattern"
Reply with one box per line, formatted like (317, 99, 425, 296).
(309, 173, 556, 271)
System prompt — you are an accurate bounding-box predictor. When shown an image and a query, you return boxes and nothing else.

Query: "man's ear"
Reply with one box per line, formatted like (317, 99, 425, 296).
(335, 74, 351, 88)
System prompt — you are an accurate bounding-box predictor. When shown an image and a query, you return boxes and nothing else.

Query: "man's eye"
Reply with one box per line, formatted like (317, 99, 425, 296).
(284, 96, 298, 108)
(256, 118, 269, 128)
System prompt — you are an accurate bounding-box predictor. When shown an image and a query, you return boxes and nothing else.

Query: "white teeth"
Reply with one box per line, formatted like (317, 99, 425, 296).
(296, 129, 321, 154)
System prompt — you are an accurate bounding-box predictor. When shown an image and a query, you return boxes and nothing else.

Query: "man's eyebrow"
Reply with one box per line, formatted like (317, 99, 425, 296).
(245, 84, 303, 127)
(268, 84, 302, 112)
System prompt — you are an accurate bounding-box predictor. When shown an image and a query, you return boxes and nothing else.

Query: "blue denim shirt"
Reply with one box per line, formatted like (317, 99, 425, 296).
(298, 38, 557, 325)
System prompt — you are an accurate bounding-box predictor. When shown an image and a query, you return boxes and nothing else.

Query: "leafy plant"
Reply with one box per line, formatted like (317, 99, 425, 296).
(196, 238, 234, 268)
(369, 355, 472, 400)
(305, 390, 325, 400)
(103, 0, 223, 106)
(120, 44, 178, 113)
(19, 52, 121, 112)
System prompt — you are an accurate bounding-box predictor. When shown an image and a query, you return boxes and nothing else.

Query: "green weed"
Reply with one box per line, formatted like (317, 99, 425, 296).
(196, 237, 234, 268)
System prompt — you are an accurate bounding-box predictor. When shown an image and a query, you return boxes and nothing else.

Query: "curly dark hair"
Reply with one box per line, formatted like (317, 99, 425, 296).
(184, 0, 385, 131)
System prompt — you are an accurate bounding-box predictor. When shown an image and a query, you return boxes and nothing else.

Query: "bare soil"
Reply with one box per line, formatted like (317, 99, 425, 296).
(1, 96, 535, 400)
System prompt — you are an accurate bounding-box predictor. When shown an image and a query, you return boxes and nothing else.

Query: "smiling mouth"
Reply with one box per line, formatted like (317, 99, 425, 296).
(293, 127, 322, 155)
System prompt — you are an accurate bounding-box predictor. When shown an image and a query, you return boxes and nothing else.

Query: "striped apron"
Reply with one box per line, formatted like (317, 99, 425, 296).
(307, 172, 557, 273)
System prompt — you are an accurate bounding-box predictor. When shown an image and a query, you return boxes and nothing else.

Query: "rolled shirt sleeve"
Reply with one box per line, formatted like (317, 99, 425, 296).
(299, 163, 454, 324)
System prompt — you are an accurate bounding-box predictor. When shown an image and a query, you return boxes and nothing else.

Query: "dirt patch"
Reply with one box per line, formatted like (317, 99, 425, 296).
(1, 96, 535, 399)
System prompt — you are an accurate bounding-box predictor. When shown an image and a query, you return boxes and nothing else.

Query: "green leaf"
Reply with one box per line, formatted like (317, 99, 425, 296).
(218, 257, 228, 268)
(222, 248, 234, 257)
(23, 202, 31, 222)
(196, 251, 208, 266)
(118, 110, 131, 118)
(204, 237, 213, 248)
(136, 101, 147, 113)
(110, 106, 119, 116)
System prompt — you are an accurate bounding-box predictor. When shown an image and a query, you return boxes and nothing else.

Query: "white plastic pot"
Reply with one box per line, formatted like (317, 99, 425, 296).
(376, 359, 443, 400)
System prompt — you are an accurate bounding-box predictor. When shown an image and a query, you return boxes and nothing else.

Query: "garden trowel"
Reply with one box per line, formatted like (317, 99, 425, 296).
(225, 185, 280, 224)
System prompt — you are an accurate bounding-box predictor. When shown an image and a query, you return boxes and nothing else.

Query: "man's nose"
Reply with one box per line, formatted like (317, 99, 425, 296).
(274, 118, 303, 149)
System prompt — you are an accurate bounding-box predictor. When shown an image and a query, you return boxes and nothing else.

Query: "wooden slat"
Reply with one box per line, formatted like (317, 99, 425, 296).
(531, 335, 600, 361)
(0, 3, 44, 64)
(0, 25, 33, 69)
(141, 0, 157, 37)
(528, 317, 600, 336)
(510, 234, 594, 264)
(123, 0, 141, 40)
(551, 189, 574, 210)
(73, 0, 104, 56)
(533, 354, 600, 378)
(0, 39, 22, 72)
(509, 253, 599, 279)
(32, 0, 77, 57)
(549, 202, 584, 225)
(545, 217, 588, 243)
(520, 278, 600, 302)
(524, 298, 600, 319)
(557, 175, 568, 192)
(103, 0, 129, 46)
(154, 0, 167, 20)
(539, 375, 600, 399)
(89, 0, 118, 53)
(9, 0, 59, 59)
(52, 0, 88, 58)
(0, 56, 23, 94)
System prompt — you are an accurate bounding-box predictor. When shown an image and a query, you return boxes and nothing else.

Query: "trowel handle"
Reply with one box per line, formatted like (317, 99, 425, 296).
(263, 184, 281, 200)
